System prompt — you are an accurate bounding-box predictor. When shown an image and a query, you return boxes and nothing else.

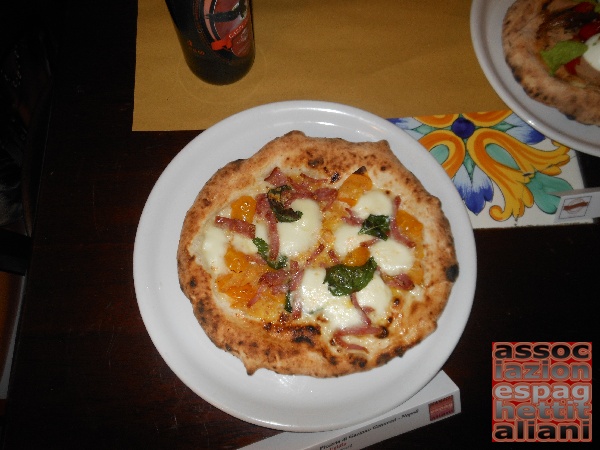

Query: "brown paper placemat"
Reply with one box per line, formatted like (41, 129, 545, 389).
(133, 0, 506, 131)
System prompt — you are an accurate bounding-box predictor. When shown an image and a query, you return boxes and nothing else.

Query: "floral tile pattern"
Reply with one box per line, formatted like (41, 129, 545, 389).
(389, 110, 587, 228)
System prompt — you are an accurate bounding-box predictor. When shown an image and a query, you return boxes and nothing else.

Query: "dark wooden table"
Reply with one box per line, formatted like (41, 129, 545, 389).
(2, 1, 598, 448)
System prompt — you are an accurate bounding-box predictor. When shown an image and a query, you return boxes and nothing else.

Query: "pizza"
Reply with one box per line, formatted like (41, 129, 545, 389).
(502, 0, 600, 125)
(177, 131, 459, 377)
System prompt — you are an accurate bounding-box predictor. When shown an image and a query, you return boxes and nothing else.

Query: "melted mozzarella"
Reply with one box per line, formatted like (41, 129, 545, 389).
(370, 239, 414, 276)
(198, 225, 229, 275)
(352, 189, 393, 219)
(277, 199, 322, 258)
(321, 298, 364, 331)
(584, 33, 600, 71)
(355, 273, 392, 319)
(297, 267, 336, 314)
(333, 223, 373, 259)
(297, 268, 363, 330)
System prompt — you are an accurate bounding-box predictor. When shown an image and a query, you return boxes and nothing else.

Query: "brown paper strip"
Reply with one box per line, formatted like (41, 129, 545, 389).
(133, 0, 506, 131)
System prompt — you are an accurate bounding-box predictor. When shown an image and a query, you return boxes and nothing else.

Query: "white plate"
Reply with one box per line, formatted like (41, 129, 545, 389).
(470, 0, 600, 157)
(133, 101, 476, 432)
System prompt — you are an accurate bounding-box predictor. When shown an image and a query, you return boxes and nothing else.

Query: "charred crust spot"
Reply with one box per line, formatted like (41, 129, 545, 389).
(201, 198, 212, 208)
(380, 165, 388, 172)
(293, 335, 314, 346)
(308, 157, 324, 167)
(290, 325, 320, 346)
(252, 323, 321, 346)
(354, 166, 367, 175)
(393, 298, 400, 306)
(378, 327, 389, 339)
(189, 278, 197, 288)
(328, 356, 338, 366)
(303, 325, 320, 335)
(352, 358, 367, 368)
(376, 353, 393, 366)
(541, 1, 550, 12)
(445, 264, 459, 282)
(330, 172, 340, 183)
(394, 347, 406, 357)
(225, 344, 232, 352)
(511, 70, 521, 83)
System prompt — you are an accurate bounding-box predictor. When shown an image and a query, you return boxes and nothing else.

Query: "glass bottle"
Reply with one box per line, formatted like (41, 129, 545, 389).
(165, 0, 255, 85)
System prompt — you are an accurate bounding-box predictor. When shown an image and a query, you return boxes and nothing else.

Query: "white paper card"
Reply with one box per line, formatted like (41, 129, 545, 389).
(242, 370, 460, 450)
(554, 187, 600, 224)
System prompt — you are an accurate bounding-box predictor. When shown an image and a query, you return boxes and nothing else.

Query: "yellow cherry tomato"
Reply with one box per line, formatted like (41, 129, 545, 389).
(343, 246, 371, 267)
(395, 209, 423, 242)
(338, 173, 373, 207)
(223, 246, 249, 273)
(230, 195, 256, 223)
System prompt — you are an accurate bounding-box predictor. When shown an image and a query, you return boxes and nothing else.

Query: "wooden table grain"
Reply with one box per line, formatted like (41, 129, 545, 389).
(2, 1, 598, 448)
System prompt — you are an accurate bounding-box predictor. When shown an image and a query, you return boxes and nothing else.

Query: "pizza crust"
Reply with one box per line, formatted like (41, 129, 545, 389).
(502, 0, 600, 126)
(177, 131, 458, 377)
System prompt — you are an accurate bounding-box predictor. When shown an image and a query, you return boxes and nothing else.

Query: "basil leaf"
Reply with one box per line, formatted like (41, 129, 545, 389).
(284, 291, 293, 313)
(324, 257, 377, 296)
(252, 237, 288, 269)
(267, 186, 303, 222)
(359, 214, 390, 240)
(253, 236, 269, 257)
(540, 40, 588, 75)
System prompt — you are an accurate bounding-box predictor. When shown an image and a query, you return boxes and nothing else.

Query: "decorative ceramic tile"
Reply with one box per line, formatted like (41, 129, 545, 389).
(389, 110, 588, 228)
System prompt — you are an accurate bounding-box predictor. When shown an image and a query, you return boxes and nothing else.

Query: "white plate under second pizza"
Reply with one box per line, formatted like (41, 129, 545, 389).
(470, 0, 600, 157)
(133, 100, 476, 432)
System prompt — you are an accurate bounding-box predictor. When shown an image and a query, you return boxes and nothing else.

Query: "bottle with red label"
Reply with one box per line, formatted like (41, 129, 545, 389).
(165, 0, 255, 85)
